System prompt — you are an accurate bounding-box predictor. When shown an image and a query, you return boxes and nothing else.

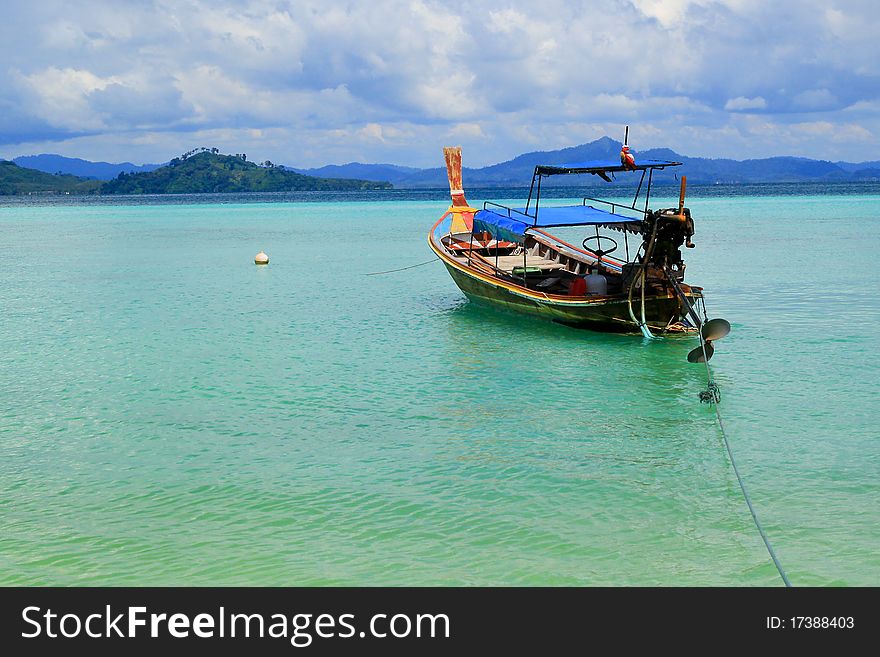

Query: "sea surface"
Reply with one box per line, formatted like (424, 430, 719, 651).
(1, 183, 878, 586)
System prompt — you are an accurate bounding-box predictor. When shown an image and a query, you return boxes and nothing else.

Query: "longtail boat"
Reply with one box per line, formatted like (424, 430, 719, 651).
(428, 137, 730, 360)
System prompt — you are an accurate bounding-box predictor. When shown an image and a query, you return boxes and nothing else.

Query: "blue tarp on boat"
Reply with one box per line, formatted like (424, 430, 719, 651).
(473, 205, 641, 243)
(535, 158, 681, 175)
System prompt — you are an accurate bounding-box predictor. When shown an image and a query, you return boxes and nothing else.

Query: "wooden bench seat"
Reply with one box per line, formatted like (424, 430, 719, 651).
(490, 255, 565, 272)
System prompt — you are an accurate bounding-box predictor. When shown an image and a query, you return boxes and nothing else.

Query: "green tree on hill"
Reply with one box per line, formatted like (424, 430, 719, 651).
(99, 150, 391, 194)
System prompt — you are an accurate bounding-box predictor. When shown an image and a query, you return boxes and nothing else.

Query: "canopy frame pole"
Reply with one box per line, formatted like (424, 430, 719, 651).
(644, 168, 654, 216)
(632, 170, 646, 210)
(525, 167, 538, 216)
(534, 174, 542, 223)
(523, 168, 542, 288)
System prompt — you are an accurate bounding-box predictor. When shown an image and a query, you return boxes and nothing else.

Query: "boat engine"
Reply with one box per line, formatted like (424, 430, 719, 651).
(642, 207, 695, 270)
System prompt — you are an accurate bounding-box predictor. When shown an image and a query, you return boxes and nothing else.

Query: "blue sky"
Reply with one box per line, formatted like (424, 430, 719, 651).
(1, 0, 878, 167)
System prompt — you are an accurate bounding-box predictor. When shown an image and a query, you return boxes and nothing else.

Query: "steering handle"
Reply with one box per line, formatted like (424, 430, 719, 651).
(582, 235, 618, 259)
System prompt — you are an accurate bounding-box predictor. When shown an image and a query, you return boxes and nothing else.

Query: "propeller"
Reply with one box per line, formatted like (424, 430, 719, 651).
(686, 320, 730, 363)
(701, 318, 731, 342)
(688, 341, 715, 363)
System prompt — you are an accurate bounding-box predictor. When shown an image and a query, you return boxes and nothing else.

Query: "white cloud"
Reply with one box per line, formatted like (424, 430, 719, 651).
(792, 89, 838, 111)
(842, 99, 880, 114)
(358, 123, 386, 142)
(15, 67, 120, 131)
(447, 123, 486, 139)
(1, 0, 878, 163)
(724, 96, 768, 111)
(631, 0, 700, 28)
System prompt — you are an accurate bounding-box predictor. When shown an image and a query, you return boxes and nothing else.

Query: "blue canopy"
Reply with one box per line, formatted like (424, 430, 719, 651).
(473, 205, 641, 243)
(535, 158, 681, 176)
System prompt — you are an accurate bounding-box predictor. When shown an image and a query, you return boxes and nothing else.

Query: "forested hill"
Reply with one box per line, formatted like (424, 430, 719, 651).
(0, 160, 102, 195)
(100, 150, 391, 193)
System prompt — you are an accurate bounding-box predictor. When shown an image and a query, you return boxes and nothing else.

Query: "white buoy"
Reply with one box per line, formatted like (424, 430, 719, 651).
(254, 251, 269, 265)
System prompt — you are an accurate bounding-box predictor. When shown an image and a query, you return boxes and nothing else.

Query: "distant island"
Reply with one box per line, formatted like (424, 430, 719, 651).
(5, 138, 880, 195)
(0, 160, 102, 195)
(0, 148, 391, 195)
(12, 154, 162, 180)
(291, 137, 880, 187)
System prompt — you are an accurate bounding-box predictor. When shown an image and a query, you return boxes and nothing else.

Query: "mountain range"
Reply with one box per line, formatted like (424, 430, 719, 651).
(291, 137, 880, 186)
(12, 154, 163, 180)
(0, 150, 389, 195)
(10, 137, 880, 188)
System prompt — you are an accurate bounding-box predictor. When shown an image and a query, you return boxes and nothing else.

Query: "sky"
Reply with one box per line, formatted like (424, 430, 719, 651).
(1, 0, 878, 167)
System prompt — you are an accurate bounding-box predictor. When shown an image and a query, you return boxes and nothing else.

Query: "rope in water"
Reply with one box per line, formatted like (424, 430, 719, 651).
(365, 257, 439, 276)
(369, 252, 790, 583)
(696, 336, 792, 587)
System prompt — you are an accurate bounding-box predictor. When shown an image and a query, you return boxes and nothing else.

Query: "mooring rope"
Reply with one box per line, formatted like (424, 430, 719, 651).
(697, 337, 792, 587)
(365, 257, 438, 276)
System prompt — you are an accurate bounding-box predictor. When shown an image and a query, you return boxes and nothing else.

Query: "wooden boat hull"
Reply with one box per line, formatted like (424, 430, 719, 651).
(429, 215, 701, 333)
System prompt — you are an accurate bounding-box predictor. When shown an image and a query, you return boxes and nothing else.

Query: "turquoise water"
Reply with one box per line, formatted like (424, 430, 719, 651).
(1, 188, 878, 586)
